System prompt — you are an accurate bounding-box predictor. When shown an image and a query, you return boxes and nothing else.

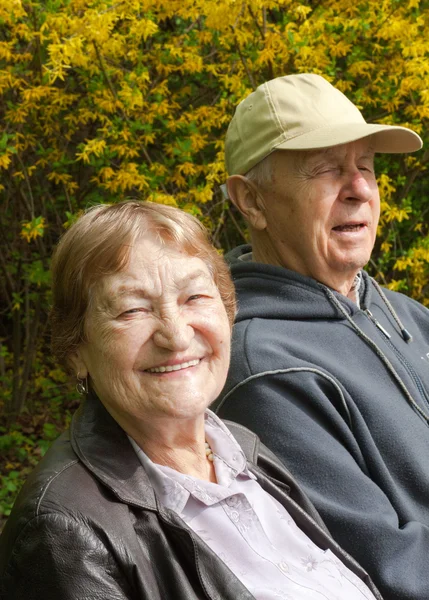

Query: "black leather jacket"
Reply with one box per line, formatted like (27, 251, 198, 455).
(0, 393, 382, 599)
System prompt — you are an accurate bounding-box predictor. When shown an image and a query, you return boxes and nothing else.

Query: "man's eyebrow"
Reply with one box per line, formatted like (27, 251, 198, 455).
(307, 145, 376, 162)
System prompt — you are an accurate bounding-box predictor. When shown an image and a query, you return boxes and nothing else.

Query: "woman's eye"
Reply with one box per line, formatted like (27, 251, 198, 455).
(187, 294, 203, 302)
(122, 307, 146, 316)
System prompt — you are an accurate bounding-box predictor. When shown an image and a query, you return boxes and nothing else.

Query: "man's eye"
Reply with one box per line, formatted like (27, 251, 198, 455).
(318, 167, 338, 175)
(187, 294, 203, 302)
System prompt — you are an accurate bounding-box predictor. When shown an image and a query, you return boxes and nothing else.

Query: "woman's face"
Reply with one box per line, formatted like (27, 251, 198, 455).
(72, 235, 231, 426)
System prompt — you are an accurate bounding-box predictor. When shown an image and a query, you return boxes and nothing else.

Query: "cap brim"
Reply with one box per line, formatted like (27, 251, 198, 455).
(275, 123, 423, 154)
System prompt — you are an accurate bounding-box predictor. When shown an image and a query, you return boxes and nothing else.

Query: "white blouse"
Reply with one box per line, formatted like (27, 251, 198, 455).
(130, 411, 376, 600)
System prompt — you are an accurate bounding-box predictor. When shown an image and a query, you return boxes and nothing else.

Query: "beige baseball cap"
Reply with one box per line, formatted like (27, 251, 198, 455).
(225, 73, 423, 176)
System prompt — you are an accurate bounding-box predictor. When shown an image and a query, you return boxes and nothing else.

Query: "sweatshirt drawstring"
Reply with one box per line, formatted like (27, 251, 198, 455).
(322, 283, 429, 427)
(370, 278, 413, 343)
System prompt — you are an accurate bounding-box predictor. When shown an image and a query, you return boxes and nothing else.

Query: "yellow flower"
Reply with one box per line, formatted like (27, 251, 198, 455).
(20, 217, 47, 243)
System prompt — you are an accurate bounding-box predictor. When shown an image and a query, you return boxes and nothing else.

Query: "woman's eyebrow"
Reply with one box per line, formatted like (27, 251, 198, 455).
(112, 269, 212, 299)
(115, 286, 150, 299)
(175, 269, 212, 289)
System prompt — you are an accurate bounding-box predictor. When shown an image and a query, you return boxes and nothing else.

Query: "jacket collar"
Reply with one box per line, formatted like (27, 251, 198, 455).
(69, 393, 290, 512)
(69, 393, 265, 513)
(70, 391, 158, 510)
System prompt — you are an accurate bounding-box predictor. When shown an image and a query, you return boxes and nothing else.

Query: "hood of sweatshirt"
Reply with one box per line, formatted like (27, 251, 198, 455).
(227, 244, 373, 323)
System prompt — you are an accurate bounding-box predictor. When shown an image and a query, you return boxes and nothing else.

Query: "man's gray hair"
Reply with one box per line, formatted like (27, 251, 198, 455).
(245, 153, 274, 188)
(220, 152, 274, 200)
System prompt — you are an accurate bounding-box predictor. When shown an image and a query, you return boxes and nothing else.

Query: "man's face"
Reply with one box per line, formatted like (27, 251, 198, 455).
(257, 139, 380, 292)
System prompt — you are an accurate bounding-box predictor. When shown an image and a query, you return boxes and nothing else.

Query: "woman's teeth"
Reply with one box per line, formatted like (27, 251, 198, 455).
(146, 359, 200, 373)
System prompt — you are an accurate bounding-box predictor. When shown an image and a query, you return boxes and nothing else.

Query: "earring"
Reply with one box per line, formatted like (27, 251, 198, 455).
(76, 373, 88, 395)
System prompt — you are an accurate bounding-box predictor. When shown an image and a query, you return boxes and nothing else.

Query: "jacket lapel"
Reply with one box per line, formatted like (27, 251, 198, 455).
(70, 391, 158, 510)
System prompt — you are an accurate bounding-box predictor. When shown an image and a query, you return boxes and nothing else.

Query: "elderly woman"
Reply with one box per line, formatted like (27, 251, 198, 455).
(0, 201, 381, 600)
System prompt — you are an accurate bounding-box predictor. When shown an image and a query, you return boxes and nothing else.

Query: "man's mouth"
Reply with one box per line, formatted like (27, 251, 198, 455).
(332, 222, 366, 232)
(145, 359, 200, 374)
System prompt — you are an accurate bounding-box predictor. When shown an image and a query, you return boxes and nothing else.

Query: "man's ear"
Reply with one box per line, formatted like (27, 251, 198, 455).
(226, 175, 267, 231)
(68, 349, 89, 379)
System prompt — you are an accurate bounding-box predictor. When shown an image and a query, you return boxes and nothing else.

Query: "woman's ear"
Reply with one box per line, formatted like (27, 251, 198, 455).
(68, 349, 89, 379)
(226, 175, 267, 231)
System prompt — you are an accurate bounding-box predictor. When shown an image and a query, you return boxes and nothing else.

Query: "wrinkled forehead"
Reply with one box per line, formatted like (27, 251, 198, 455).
(309, 137, 375, 159)
(271, 137, 376, 169)
(93, 240, 214, 301)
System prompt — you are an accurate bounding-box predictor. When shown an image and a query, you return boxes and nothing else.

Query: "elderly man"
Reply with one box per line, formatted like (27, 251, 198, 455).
(214, 73, 429, 599)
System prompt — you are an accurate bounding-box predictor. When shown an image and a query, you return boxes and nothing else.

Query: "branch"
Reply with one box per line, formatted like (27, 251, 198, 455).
(0, 242, 14, 296)
(394, 148, 429, 205)
(93, 40, 169, 193)
(16, 154, 35, 218)
(227, 206, 248, 242)
(230, 27, 256, 90)
(211, 198, 227, 247)
(62, 181, 73, 212)
(369, 258, 387, 285)
(248, 5, 265, 40)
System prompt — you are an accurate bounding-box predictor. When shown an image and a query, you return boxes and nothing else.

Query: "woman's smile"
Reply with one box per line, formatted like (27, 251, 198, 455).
(144, 358, 201, 374)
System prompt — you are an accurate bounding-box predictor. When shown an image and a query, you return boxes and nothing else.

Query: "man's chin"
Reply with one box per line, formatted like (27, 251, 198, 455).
(329, 246, 373, 273)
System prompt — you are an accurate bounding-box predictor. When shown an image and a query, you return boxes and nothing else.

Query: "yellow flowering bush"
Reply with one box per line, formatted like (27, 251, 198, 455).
(0, 0, 428, 415)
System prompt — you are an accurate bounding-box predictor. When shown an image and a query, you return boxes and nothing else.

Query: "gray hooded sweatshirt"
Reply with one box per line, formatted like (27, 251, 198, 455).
(214, 244, 429, 600)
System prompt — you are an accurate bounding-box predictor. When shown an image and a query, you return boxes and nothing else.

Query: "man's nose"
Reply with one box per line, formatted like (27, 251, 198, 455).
(342, 169, 374, 203)
(153, 314, 193, 351)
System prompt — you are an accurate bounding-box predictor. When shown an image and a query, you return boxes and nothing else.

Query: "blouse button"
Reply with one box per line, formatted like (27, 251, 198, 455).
(278, 561, 289, 574)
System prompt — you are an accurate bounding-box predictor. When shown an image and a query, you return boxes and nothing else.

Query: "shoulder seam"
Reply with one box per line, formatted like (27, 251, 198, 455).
(36, 459, 79, 516)
(241, 318, 253, 374)
(218, 367, 352, 427)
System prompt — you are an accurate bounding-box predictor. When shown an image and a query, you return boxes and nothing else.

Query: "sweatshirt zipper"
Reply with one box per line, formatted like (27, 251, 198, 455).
(364, 309, 429, 408)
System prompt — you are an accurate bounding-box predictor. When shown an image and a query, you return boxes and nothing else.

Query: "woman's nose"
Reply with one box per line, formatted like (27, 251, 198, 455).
(153, 316, 193, 351)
